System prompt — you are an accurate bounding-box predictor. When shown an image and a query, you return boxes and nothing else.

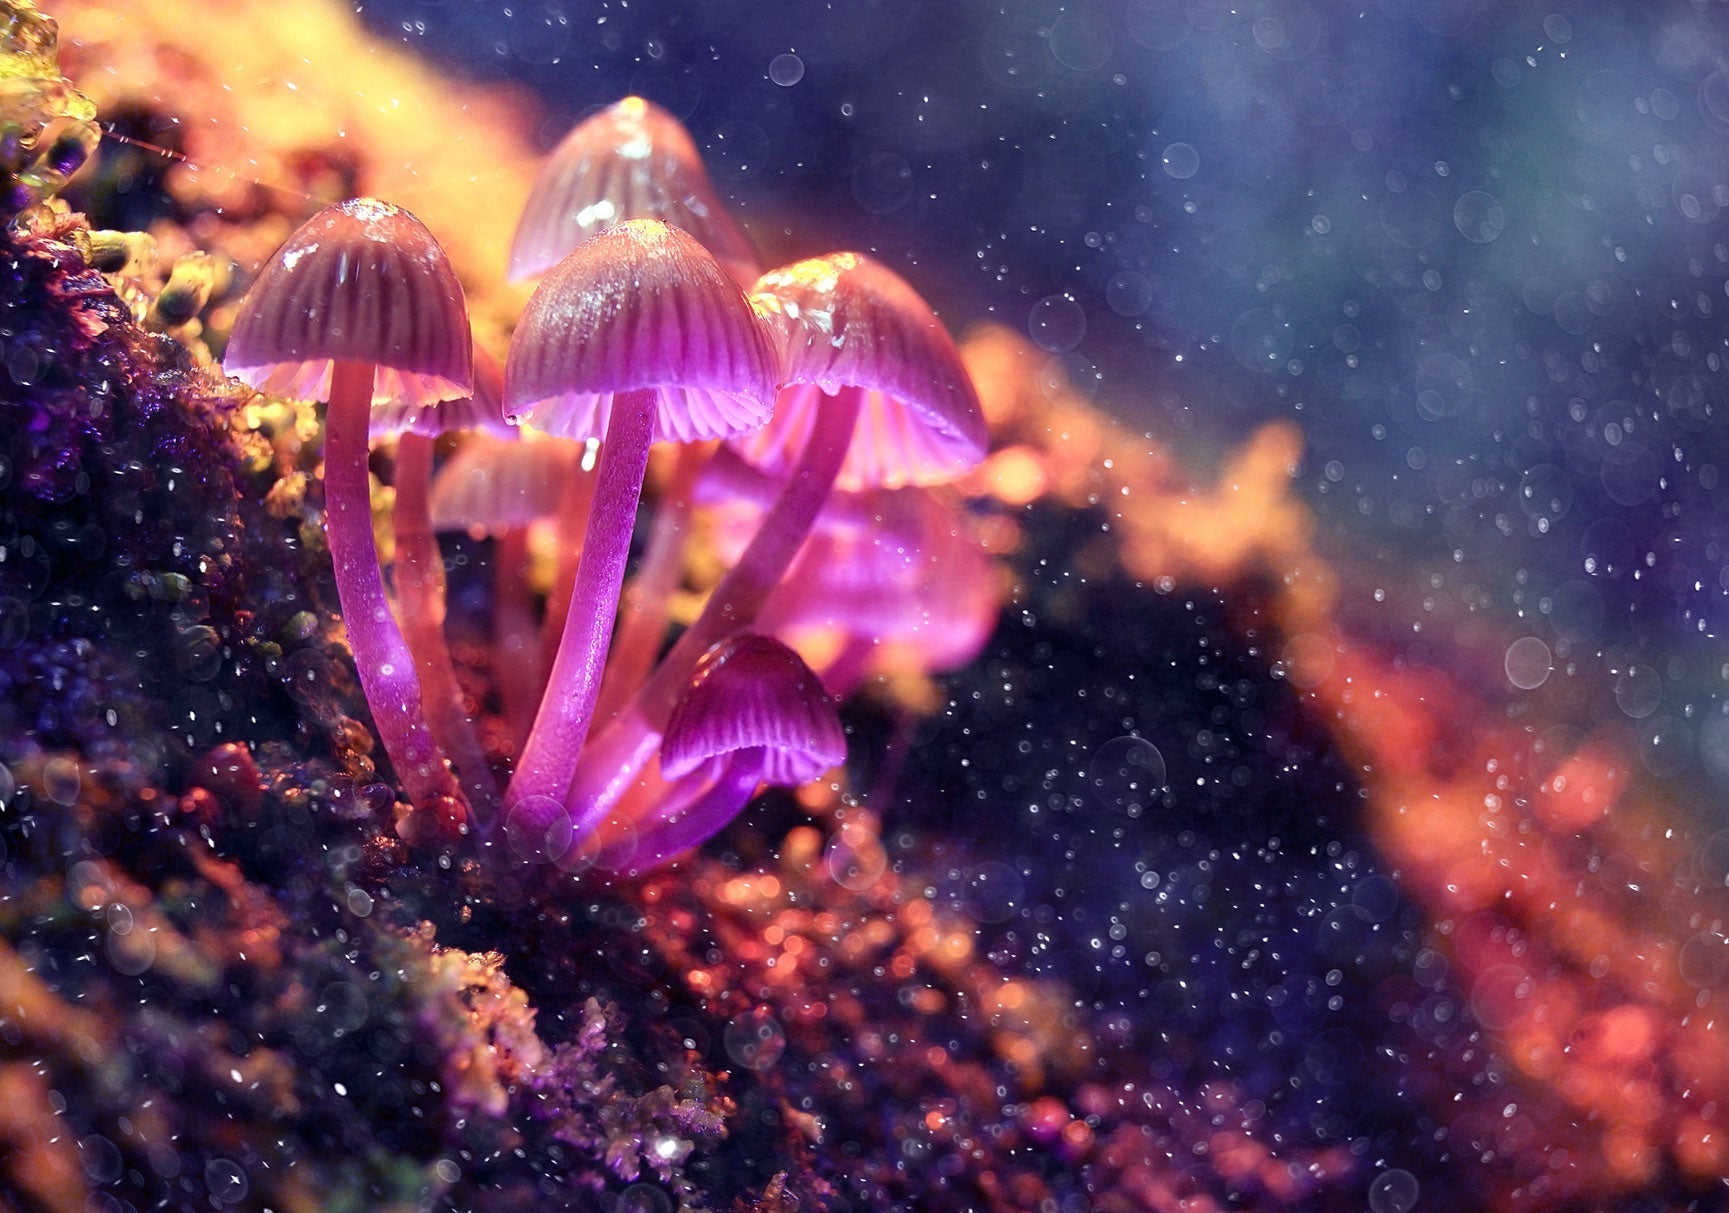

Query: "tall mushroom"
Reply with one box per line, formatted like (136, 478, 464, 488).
(224, 198, 473, 811)
(510, 95, 763, 714)
(500, 219, 777, 830)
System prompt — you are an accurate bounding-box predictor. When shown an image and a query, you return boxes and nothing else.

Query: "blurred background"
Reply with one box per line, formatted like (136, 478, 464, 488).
(359, 0, 1729, 819)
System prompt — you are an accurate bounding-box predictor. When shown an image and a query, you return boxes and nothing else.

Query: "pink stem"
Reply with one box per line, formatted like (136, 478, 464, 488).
(394, 433, 500, 817)
(493, 526, 540, 750)
(593, 442, 705, 724)
(617, 752, 762, 872)
(503, 387, 656, 814)
(322, 360, 460, 808)
(817, 634, 877, 699)
(564, 388, 862, 829)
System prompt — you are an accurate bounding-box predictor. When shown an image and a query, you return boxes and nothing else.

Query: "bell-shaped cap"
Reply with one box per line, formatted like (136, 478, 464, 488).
(429, 430, 586, 533)
(509, 96, 760, 288)
(734, 253, 986, 490)
(661, 634, 845, 787)
(504, 219, 778, 446)
(224, 198, 473, 413)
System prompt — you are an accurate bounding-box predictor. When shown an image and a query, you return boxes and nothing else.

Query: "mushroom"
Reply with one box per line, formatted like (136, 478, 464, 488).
(510, 96, 761, 715)
(387, 344, 518, 815)
(499, 218, 777, 824)
(757, 486, 1002, 697)
(614, 634, 845, 871)
(509, 96, 761, 288)
(564, 252, 986, 826)
(224, 198, 472, 810)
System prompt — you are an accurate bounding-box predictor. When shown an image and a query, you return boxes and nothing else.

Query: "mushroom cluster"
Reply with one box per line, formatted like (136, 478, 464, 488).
(221, 97, 999, 873)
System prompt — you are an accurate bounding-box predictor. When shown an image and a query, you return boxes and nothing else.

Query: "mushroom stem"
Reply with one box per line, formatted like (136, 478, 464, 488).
(564, 387, 862, 827)
(504, 386, 656, 813)
(323, 360, 462, 808)
(494, 525, 540, 748)
(619, 752, 761, 871)
(593, 442, 705, 723)
(393, 432, 500, 817)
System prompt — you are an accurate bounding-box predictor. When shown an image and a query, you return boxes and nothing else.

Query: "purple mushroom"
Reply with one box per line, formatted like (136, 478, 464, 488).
(499, 219, 778, 833)
(388, 344, 518, 816)
(510, 96, 763, 725)
(509, 95, 762, 289)
(223, 198, 472, 810)
(611, 634, 846, 872)
(564, 252, 986, 830)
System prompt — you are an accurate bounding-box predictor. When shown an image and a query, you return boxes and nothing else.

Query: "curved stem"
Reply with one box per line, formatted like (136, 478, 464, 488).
(323, 360, 460, 808)
(564, 387, 862, 826)
(394, 433, 500, 817)
(618, 752, 761, 872)
(503, 388, 655, 813)
(817, 633, 876, 699)
(493, 526, 540, 749)
(594, 442, 706, 724)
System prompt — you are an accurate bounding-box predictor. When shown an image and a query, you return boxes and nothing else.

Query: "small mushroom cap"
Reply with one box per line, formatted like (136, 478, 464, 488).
(661, 634, 846, 787)
(224, 198, 473, 412)
(429, 430, 587, 532)
(734, 253, 987, 490)
(505, 219, 778, 445)
(509, 96, 761, 287)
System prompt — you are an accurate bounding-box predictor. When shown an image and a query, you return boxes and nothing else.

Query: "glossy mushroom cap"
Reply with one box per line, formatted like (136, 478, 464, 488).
(504, 219, 778, 445)
(661, 634, 846, 787)
(509, 96, 761, 287)
(736, 253, 987, 490)
(224, 198, 473, 410)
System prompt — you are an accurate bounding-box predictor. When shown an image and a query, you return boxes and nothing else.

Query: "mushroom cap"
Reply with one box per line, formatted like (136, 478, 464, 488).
(661, 634, 846, 787)
(224, 198, 473, 413)
(429, 430, 587, 532)
(504, 219, 778, 445)
(733, 253, 987, 490)
(509, 96, 761, 288)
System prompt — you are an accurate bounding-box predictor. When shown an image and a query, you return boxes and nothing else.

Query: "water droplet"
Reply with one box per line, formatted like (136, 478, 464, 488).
(1028, 294, 1086, 353)
(501, 796, 573, 863)
(723, 1010, 786, 1070)
(1160, 142, 1199, 178)
(205, 1158, 248, 1206)
(1105, 271, 1153, 317)
(1230, 308, 1294, 372)
(768, 53, 805, 86)
(1453, 190, 1505, 242)
(1614, 665, 1662, 720)
(1088, 736, 1166, 816)
(1504, 637, 1552, 690)
(1368, 1169, 1419, 1213)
